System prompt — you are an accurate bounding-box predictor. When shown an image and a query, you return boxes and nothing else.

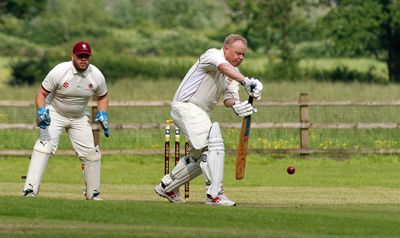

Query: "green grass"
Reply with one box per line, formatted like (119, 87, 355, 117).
(1, 56, 400, 237)
(1, 154, 400, 237)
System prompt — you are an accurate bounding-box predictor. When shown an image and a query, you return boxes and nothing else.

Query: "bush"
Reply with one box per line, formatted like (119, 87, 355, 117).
(9, 56, 52, 86)
(0, 33, 41, 57)
(305, 66, 388, 83)
(91, 53, 195, 81)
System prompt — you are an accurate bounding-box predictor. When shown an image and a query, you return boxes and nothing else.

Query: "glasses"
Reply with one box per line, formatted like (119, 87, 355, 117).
(76, 54, 91, 59)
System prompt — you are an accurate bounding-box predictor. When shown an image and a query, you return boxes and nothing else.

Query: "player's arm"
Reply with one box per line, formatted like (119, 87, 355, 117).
(218, 63, 245, 82)
(96, 94, 108, 112)
(35, 86, 51, 129)
(95, 94, 110, 137)
(35, 86, 50, 109)
(218, 62, 263, 100)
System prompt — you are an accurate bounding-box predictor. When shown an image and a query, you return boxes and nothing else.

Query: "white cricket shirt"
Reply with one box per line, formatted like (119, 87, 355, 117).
(42, 61, 107, 118)
(172, 48, 240, 112)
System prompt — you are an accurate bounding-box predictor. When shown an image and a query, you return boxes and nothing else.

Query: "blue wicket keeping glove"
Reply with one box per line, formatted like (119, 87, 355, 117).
(95, 111, 109, 137)
(36, 107, 51, 129)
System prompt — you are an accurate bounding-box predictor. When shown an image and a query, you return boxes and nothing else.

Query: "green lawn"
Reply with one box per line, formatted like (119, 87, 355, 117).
(1, 56, 400, 237)
(1, 154, 400, 237)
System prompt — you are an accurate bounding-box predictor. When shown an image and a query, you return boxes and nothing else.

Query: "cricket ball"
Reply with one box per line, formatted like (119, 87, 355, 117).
(287, 166, 295, 175)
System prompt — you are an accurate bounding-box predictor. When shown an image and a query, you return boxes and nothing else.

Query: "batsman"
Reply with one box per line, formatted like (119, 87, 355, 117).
(22, 41, 109, 200)
(155, 34, 263, 206)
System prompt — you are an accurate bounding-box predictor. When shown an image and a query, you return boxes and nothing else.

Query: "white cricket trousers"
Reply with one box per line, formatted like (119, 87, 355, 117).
(42, 106, 95, 157)
(170, 102, 212, 150)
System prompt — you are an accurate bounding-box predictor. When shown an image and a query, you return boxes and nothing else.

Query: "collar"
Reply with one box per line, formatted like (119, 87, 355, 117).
(71, 61, 90, 77)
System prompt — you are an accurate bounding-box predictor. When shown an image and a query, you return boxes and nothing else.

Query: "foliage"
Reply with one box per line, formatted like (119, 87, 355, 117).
(2, 0, 400, 83)
(320, 0, 400, 81)
(129, 29, 221, 56)
(226, 0, 321, 80)
(306, 65, 388, 83)
(91, 54, 194, 81)
(151, 0, 227, 30)
(0, 32, 41, 57)
(0, 0, 46, 19)
(9, 56, 51, 85)
(321, 0, 388, 57)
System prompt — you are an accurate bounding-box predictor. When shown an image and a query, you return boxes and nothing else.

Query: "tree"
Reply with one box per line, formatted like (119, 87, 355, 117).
(322, 0, 400, 82)
(0, 0, 46, 19)
(227, 0, 314, 79)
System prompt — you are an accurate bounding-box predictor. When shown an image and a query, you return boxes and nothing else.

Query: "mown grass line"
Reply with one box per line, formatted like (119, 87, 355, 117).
(1, 155, 400, 237)
(1, 197, 399, 238)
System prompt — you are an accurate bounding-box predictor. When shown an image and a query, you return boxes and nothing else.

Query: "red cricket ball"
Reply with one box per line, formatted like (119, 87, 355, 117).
(287, 166, 295, 175)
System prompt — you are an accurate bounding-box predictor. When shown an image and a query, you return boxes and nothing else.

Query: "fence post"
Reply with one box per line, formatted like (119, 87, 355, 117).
(91, 104, 100, 146)
(299, 93, 309, 157)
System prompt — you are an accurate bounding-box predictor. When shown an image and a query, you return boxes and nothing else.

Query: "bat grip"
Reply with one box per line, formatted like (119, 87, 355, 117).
(248, 84, 256, 104)
(248, 96, 254, 105)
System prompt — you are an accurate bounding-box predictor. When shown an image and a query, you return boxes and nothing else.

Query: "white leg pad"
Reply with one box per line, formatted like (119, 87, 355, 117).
(202, 122, 225, 198)
(83, 146, 101, 199)
(200, 155, 211, 186)
(164, 156, 202, 193)
(23, 140, 52, 195)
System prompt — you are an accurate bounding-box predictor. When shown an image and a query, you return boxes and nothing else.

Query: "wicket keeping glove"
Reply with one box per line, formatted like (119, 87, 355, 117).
(36, 107, 51, 129)
(95, 111, 110, 137)
(232, 100, 257, 117)
(242, 77, 263, 100)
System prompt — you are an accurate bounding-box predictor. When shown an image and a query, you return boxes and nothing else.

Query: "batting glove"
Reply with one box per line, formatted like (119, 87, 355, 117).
(95, 111, 110, 137)
(242, 77, 263, 100)
(232, 100, 257, 117)
(36, 107, 51, 129)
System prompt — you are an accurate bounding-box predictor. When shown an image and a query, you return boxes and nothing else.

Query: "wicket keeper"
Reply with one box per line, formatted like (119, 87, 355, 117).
(22, 41, 109, 200)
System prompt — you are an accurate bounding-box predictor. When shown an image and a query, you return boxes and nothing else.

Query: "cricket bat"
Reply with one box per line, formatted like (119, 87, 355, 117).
(235, 96, 254, 180)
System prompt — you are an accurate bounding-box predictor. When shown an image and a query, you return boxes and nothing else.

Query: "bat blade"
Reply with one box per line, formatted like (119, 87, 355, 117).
(235, 96, 254, 180)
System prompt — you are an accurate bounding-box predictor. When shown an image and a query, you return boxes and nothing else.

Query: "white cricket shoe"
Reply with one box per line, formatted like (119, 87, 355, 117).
(89, 196, 103, 201)
(22, 189, 36, 197)
(86, 192, 102, 201)
(154, 183, 185, 203)
(206, 192, 237, 206)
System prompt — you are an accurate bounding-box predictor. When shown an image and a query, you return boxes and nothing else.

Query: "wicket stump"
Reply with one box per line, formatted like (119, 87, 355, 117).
(164, 120, 190, 199)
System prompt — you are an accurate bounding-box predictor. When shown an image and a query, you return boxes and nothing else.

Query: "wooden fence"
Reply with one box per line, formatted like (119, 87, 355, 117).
(1, 93, 400, 155)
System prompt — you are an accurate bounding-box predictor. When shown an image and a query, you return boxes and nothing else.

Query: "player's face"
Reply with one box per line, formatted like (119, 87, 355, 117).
(224, 41, 247, 67)
(72, 54, 91, 72)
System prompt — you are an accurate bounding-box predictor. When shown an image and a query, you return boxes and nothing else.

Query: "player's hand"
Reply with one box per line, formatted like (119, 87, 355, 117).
(242, 77, 263, 100)
(36, 107, 51, 129)
(95, 111, 110, 137)
(232, 100, 257, 117)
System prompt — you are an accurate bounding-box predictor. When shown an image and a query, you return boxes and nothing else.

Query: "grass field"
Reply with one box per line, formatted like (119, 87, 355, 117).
(1, 56, 400, 237)
(1, 154, 400, 237)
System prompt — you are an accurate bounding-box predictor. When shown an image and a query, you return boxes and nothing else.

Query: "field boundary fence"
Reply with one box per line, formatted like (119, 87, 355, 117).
(1, 93, 400, 156)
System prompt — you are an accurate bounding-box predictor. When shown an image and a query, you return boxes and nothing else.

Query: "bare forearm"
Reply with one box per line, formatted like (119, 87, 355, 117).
(218, 63, 245, 83)
(97, 95, 109, 112)
(35, 87, 49, 109)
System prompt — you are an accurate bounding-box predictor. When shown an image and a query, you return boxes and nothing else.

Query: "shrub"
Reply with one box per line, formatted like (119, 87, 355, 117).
(9, 56, 52, 86)
(91, 53, 195, 81)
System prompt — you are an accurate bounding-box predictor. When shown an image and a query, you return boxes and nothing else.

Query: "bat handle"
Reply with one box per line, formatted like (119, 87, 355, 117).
(248, 96, 254, 105)
(248, 84, 256, 104)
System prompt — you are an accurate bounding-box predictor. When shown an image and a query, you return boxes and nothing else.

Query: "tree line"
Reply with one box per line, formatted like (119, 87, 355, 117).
(1, 0, 399, 83)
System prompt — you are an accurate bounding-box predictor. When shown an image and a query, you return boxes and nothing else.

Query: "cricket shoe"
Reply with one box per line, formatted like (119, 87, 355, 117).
(22, 189, 36, 197)
(154, 183, 185, 203)
(88, 196, 103, 201)
(86, 192, 102, 201)
(206, 192, 236, 206)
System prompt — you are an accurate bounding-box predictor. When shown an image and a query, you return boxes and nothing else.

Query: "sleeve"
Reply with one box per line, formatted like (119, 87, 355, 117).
(200, 48, 229, 70)
(95, 71, 108, 97)
(41, 66, 60, 92)
(224, 78, 240, 101)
